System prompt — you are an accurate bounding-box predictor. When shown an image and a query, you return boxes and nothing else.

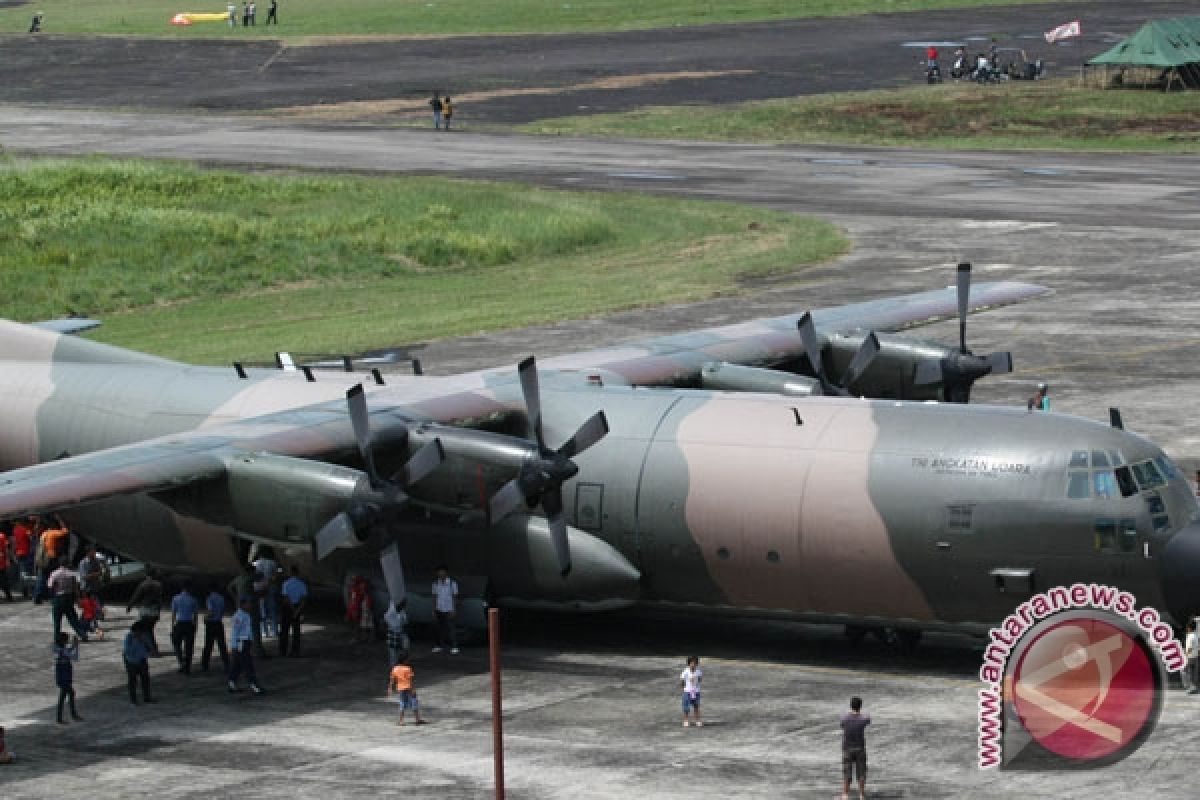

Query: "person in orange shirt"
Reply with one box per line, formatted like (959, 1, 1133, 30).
(386, 657, 428, 726)
(42, 518, 70, 562)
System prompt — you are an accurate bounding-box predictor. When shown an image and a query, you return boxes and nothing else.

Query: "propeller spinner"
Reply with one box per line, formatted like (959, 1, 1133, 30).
(487, 356, 610, 577)
(797, 312, 881, 397)
(312, 384, 444, 560)
(913, 263, 1014, 403)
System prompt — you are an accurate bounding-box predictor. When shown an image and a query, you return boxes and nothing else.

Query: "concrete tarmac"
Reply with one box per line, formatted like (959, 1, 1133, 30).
(2, 595, 1199, 799)
(3, 6, 1200, 796)
(2, 107, 1198, 461)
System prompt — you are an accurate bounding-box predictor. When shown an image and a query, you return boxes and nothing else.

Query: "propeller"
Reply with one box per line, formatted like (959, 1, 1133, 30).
(913, 262, 1014, 403)
(487, 356, 609, 577)
(797, 313, 881, 397)
(313, 384, 444, 560)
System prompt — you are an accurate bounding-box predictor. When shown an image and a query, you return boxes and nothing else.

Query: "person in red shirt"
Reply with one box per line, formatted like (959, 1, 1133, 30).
(12, 519, 33, 579)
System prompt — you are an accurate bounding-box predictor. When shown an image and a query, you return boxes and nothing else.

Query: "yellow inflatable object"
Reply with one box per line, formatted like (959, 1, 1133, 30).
(170, 12, 232, 25)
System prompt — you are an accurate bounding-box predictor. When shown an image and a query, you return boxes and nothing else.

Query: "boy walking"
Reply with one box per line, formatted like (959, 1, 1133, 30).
(680, 655, 702, 727)
(840, 696, 871, 800)
(387, 657, 427, 725)
(124, 619, 155, 704)
(53, 632, 82, 723)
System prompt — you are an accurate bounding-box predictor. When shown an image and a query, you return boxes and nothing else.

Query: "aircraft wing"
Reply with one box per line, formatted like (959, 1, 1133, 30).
(0, 387, 515, 521)
(0, 279, 1044, 521)
(538, 279, 1048, 385)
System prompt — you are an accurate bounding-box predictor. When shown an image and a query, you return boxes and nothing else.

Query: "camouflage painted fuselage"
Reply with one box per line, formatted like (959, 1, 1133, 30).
(3, 317, 1197, 633)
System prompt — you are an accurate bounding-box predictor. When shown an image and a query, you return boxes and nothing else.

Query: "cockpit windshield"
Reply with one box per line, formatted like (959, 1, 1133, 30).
(1065, 449, 1184, 499)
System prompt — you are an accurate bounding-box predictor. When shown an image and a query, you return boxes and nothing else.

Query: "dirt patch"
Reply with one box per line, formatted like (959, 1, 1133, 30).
(272, 70, 754, 121)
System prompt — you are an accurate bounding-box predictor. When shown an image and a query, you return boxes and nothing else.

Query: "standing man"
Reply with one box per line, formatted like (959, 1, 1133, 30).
(840, 696, 871, 800)
(248, 1, 256, 25)
(1026, 382, 1049, 411)
(12, 518, 33, 597)
(441, 95, 454, 130)
(265, 0, 277, 24)
(201, 581, 230, 674)
(430, 91, 443, 129)
(229, 563, 267, 657)
(228, 595, 264, 694)
(48, 558, 89, 642)
(170, 580, 199, 675)
(76, 545, 105, 600)
(384, 600, 410, 667)
(227, 2, 237, 27)
(431, 565, 459, 654)
(127, 568, 164, 656)
(241, 1, 250, 28)
(279, 566, 307, 657)
(253, 550, 280, 639)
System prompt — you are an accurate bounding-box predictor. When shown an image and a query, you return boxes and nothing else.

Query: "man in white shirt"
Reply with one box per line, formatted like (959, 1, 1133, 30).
(431, 565, 459, 654)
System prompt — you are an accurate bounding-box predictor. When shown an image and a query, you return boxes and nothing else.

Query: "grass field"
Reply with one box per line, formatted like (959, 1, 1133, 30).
(521, 80, 1200, 153)
(0, 158, 847, 363)
(0, 0, 1081, 37)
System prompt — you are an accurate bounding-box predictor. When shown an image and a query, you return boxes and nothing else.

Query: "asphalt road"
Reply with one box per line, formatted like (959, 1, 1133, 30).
(0, 1, 1194, 120)
(3, 4, 1200, 797)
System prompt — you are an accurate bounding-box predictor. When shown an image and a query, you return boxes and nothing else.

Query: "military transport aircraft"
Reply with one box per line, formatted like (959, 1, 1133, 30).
(2, 265, 1199, 641)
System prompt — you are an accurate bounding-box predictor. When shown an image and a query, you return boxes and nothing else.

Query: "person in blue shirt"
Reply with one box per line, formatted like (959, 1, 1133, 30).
(52, 632, 82, 724)
(279, 566, 308, 658)
(228, 595, 264, 694)
(170, 581, 200, 675)
(123, 619, 155, 704)
(201, 581, 230, 673)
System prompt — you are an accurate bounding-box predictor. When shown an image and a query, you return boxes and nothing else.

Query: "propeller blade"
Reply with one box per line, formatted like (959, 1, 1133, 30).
(913, 359, 944, 386)
(557, 411, 609, 461)
(956, 262, 971, 353)
(488, 478, 528, 524)
(517, 356, 544, 449)
(314, 511, 359, 560)
(394, 439, 444, 487)
(797, 313, 826, 383)
(1110, 407, 1125, 430)
(983, 351, 1013, 375)
(840, 332, 881, 389)
(379, 543, 407, 603)
(543, 490, 571, 577)
(346, 384, 380, 486)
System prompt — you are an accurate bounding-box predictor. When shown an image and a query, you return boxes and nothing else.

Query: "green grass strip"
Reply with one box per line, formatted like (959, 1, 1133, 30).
(0, 157, 847, 363)
(521, 81, 1200, 153)
(1, 0, 1084, 37)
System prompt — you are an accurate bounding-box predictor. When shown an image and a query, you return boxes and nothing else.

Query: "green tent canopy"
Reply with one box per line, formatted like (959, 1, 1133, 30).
(1089, 16, 1200, 67)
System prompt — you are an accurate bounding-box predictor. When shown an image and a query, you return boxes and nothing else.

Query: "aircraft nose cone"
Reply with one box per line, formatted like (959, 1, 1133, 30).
(1159, 521, 1200, 626)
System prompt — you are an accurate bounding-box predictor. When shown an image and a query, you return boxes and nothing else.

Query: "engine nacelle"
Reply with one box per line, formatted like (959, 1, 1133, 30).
(699, 361, 821, 396)
(824, 331, 957, 400)
(161, 452, 367, 546)
(488, 514, 641, 608)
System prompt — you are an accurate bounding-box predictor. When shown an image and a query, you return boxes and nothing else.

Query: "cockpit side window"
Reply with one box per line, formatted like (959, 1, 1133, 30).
(1154, 455, 1182, 482)
(1131, 460, 1165, 490)
(1068, 471, 1090, 499)
(1091, 450, 1110, 468)
(1114, 465, 1138, 497)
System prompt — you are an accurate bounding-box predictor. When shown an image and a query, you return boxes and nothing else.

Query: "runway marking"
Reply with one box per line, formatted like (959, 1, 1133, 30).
(271, 70, 755, 121)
